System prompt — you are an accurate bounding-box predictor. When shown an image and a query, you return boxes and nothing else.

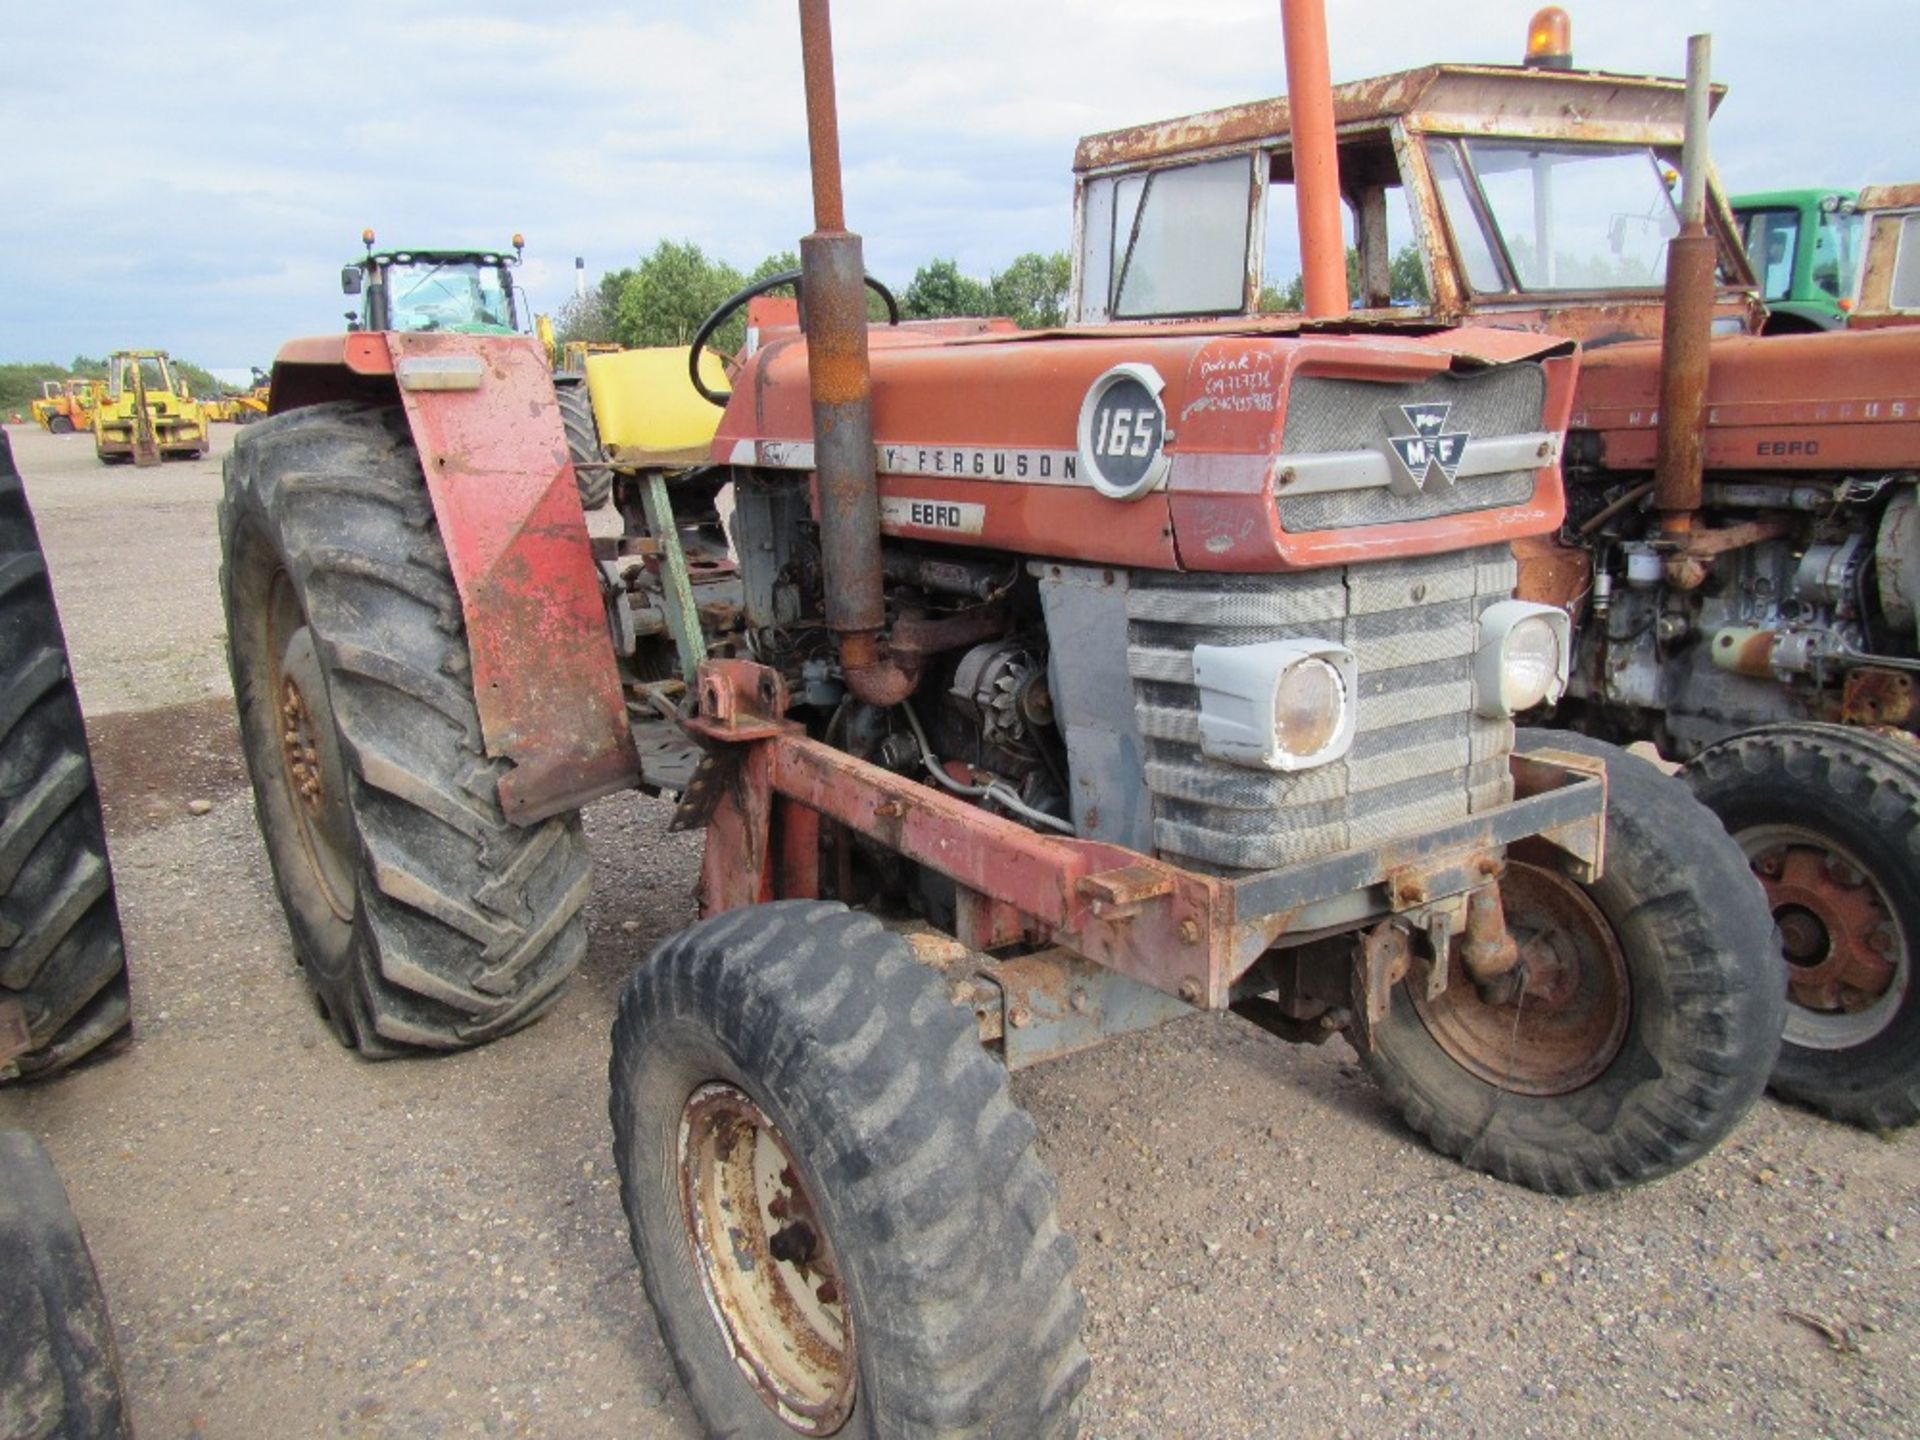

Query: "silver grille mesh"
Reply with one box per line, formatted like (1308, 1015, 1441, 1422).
(1127, 546, 1517, 872)
(1277, 368, 1546, 532)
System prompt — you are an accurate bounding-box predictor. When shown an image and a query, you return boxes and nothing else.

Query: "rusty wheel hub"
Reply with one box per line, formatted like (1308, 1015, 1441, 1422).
(1741, 826, 1907, 1050)
(1413, 862, 1632, 1096)
(266, 576, 356, 924)
(280, 678, 326, 814)
(679, 1082, 854, 1434)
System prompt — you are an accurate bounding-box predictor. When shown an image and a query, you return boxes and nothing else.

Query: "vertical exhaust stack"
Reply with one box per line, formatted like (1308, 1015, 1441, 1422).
(796, 0, 917, 704)
(1654, 33, 1716, 570)
(1281, 0, 1349, 319)
(574, 257, 586, 300)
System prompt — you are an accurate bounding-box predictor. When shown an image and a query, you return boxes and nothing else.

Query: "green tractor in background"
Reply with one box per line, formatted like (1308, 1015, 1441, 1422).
(341, 229, 529, 335)
(1731, 189, 1864, 332)
(341, 230, 611, 507)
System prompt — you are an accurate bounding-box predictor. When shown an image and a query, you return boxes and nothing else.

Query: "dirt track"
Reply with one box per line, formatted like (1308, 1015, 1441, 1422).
(0, 420, 1914, 1439)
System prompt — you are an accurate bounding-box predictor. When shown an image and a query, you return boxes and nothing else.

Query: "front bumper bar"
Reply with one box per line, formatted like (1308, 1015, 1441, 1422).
(692, 662, 1608, 1011)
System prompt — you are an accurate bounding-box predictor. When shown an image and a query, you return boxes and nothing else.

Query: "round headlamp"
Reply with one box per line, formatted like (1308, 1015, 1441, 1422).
(1192, 640, 1358, 772)
(1474, 600, 1572, 717)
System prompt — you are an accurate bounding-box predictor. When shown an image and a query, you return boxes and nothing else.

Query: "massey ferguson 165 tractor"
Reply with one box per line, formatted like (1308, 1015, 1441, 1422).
(1065, 9, 1920, 1133)
(220, 2, 1779, 1431)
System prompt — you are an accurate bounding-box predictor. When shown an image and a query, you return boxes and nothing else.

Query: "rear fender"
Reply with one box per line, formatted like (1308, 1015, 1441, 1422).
(269, 332, 638, 822)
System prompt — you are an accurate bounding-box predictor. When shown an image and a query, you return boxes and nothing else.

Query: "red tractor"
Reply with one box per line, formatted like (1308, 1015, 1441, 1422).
(220, 3, 1779, 1431)
(1062, 8, 1920, 1132)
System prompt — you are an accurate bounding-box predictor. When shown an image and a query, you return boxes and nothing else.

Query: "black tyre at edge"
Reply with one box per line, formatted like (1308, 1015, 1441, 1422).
(1363, 729, 1784, 1194)
(0, 430, 130, 1083)
(555, 380, 613, 511)
(220, 402, 593, 1054)
(611, 900, 1088, 1438)
(1684, 722, 1920, 1130)
(0, 1131, 131, 1438)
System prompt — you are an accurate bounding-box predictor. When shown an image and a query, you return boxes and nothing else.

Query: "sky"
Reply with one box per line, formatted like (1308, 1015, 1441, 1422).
(5, 0, 1916, 377)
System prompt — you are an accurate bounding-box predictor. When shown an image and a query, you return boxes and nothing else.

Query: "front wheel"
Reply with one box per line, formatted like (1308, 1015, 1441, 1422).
(47, 416, 73, 435)
(1685, 724, 1920, 1130)
(610, 901, 1087, 1437)
(1364, 730, 1783, 1194)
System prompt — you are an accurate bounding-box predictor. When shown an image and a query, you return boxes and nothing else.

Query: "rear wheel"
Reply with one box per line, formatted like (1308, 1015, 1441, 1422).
(610, 901, 1087, 1437)
(0, 433, 130, 1083)
(0, 1132, 131, 1438)
(1364, 730, 1783, 1193)
(220, 402, 592, 1054)
(47, 416, 73, 436)
(1685, 724, 1920, 1130)
(555, 382, 612, 510)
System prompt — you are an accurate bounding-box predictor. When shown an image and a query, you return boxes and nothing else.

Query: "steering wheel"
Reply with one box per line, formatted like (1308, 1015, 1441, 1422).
(689, 267, 901, 407)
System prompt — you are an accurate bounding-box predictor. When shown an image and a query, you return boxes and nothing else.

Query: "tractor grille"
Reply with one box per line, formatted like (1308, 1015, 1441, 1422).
(1277, 367, 1545, 532)
(1126, 546, 1517, 872)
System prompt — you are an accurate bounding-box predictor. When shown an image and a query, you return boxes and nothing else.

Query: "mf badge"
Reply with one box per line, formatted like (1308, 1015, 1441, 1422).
(1382, 402, 1470, 497)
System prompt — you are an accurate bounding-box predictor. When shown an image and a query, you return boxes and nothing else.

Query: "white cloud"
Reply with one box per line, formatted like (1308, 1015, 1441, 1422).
(2, 0, 1913, 367)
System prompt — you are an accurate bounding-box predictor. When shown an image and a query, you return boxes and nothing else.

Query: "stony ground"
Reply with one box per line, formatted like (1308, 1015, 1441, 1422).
(0, 421, 1914, 1439)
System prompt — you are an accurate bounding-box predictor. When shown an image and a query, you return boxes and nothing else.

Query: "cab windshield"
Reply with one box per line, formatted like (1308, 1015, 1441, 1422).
(384, 260, 516, 332)
(112, 356, 173, 397)
(1435, 139, 1681, 292)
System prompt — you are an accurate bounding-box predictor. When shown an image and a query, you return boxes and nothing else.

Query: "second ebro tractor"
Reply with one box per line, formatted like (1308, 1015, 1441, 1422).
(219, 2, 1780, 1432)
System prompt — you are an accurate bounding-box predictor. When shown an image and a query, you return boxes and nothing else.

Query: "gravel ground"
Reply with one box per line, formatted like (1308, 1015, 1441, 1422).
(0, 420, 1914, 1439)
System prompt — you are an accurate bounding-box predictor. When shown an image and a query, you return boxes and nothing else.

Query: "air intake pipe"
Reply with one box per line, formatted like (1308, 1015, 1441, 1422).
(1281, 0, 1349, 319)
(797, 0, 920, 705)
(1653, 33, 1716, 578)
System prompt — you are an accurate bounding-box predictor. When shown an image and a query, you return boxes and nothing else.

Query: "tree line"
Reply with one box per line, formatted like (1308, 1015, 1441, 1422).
(2, 355, 229, 418)
(553, 242, 1074, 353)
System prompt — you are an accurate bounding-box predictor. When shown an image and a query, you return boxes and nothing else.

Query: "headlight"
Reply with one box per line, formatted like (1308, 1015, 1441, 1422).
(1474, 600, 1571, 717)
(1192, 639, 1357, 771)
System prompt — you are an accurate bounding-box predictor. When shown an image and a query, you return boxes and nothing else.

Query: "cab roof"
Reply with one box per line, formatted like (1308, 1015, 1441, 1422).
(1073, 62, 1727, 174)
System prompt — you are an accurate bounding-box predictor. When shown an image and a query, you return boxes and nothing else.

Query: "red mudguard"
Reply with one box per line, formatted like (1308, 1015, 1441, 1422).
(274, 332, 637, 822)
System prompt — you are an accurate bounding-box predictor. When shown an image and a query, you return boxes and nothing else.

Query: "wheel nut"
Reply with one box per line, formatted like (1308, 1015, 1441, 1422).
(1179, 919, 1202, 945)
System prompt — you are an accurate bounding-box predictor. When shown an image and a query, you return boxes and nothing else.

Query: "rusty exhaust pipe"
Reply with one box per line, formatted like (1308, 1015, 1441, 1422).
(1281, 0, 1349, 319)
(796, 0, 919, 706)
(1653, 33, 1715, 578)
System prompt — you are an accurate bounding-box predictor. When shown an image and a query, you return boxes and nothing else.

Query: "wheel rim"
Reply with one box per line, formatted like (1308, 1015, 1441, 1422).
(1738, 824, 1909, 1050)
(1412, 862, 1633, 1096)
(678, 1082, 855, 1434)
(265, 569, 356, 923)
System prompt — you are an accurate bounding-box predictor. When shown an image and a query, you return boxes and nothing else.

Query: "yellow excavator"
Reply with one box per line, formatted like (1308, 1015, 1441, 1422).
(30, 379, 104, 435)
(92, 351, 208, 466)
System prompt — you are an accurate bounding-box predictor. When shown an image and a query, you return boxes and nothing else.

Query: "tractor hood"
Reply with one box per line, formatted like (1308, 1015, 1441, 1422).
(713, 324, 1576, 572)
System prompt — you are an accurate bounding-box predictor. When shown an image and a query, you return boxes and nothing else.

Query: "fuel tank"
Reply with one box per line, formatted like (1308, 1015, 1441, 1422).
(712, 323, 1576, 573)
(1570, 327, 1920, 473)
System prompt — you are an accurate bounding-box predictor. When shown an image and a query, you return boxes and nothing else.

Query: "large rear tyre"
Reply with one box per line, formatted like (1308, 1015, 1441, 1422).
(555, 382, 612, 511)
(610, 901, 1087, 1437)
(0, 434, 130, 1084)
(0, 1131, 132, 1439)
(1685, 723, 1920, 1130)
(1363, 730, 1783, 1193)
(220, 403, 592, 1055)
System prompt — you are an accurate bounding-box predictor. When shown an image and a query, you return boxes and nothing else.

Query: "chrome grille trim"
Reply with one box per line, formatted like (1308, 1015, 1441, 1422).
(1126, 546, 1517, 872)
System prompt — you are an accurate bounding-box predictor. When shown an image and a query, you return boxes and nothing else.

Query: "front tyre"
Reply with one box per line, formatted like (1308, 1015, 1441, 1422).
(220, 403, 593, 1055)
(1364, 730, 1783, 1194)
(610, 901, 1087, 1437)
(1685, 723, 1920, 1130)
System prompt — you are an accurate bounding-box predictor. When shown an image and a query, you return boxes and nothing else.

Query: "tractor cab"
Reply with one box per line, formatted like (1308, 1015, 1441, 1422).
(1851, 183, 1920, 329)
(342, 229, 527, 335)
(1730, 189, 1863, 332)
(1069, 13, 1760, 343)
